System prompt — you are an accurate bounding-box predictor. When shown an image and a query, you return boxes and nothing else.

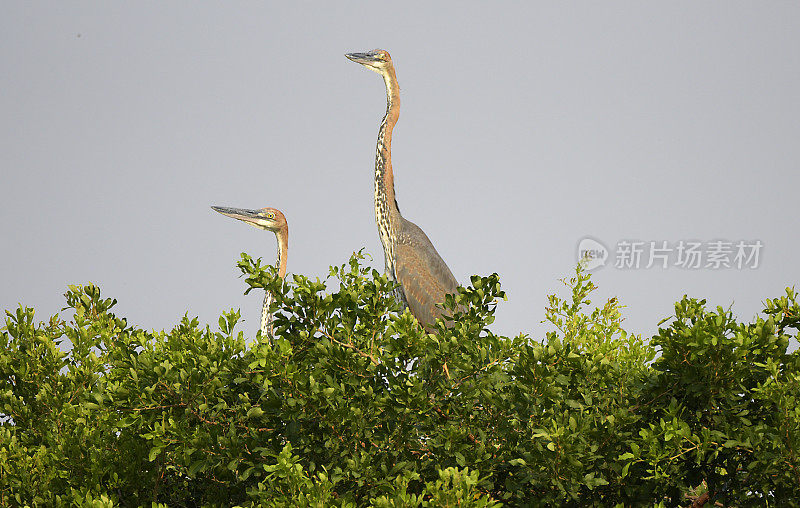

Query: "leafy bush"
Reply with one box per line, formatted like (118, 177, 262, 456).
(1, 251, 798, 506)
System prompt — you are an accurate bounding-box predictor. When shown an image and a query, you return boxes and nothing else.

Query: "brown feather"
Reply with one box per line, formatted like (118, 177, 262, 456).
(394, 218, 458, 330)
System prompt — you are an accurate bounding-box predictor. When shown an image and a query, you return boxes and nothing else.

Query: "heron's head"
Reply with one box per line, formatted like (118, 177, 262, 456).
(345, 49, 393, 75)
(211, 206, 287, 234)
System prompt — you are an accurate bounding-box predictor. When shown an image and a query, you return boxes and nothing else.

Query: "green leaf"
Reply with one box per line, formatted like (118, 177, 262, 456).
(148, 447, 162, 462)
(188, 460, 206, 476)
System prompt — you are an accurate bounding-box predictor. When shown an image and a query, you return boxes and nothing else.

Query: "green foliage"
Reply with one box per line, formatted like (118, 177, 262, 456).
(1, 252, 798, 506)
(630, 289, 800, 505)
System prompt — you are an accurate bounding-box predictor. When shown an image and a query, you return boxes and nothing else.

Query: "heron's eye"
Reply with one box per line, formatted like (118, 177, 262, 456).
(267, 212, 275, 219)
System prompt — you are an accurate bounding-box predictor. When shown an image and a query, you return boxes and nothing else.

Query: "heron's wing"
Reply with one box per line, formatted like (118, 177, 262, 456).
(394, 219, 458, 330)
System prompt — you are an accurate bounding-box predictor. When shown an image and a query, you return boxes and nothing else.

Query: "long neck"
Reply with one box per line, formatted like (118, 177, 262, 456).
(376, 66, 400, 215)
(276, 228, 288, 279)
(261, 228, 288, 340)
(375, 65, 401, 275)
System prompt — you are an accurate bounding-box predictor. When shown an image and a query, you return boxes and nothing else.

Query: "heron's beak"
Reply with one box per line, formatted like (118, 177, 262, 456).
(345, 52, 381, 66)
(211, 206, 266, 228)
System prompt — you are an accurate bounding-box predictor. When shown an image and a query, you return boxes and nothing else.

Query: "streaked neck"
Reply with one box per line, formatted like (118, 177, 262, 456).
(261, 228, 288, 340)
(377, 65, 400, 216)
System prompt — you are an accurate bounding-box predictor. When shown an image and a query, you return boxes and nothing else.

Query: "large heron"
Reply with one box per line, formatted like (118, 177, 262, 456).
(211, 206, 288, 339)
(346, 49, 459, 330)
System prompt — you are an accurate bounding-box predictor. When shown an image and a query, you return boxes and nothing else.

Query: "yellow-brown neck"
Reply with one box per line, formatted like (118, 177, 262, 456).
(375, 65, 401, 276)
(261, 226, 288, 339)
(276, 227, 288, 279)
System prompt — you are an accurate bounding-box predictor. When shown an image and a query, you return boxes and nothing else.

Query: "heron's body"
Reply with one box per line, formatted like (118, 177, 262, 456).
(211, 206, 288, 340)
(347, 49, 458, 330)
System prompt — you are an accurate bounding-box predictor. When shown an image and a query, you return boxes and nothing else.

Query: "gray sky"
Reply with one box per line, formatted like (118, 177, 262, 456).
(2, 2, 799, 343)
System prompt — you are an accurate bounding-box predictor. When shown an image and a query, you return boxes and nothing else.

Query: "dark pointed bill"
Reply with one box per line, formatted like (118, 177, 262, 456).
(345, 51, 381, 64)
(211, 206, 264, 224)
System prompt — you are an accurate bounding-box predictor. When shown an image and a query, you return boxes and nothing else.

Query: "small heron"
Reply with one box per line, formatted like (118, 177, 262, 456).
(211, 206, 288, 339)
